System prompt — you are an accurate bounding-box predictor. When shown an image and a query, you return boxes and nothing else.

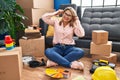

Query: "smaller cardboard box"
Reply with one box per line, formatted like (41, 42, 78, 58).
(92, 30, 108, 44)
(16, 0, 54, 9)
(19, 36, 45, 57)
(0, 47, 22, 80)
(90, 41, 112, 56)
(92, 53, 117, 63)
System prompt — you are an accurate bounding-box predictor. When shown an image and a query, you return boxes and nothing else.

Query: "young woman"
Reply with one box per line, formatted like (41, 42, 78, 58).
(42, 7, 85, 70)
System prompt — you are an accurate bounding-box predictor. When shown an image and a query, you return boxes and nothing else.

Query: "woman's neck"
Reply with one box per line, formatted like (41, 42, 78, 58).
(63, 21, 69, 27)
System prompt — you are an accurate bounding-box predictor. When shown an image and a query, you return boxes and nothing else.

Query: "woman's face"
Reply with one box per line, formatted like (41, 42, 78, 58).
(62, 10, 72, 23)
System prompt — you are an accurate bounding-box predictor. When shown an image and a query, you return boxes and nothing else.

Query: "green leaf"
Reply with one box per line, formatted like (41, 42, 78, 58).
(15, 4, 24, 14)
(0, 0, 27, 39)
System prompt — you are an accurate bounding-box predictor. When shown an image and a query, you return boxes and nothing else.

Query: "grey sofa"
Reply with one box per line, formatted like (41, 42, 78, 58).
(39, 6, 120, 62)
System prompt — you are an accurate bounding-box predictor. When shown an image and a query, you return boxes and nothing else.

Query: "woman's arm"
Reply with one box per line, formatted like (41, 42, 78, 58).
(42, 10, 63, 26)
(73, 17, 85, 37)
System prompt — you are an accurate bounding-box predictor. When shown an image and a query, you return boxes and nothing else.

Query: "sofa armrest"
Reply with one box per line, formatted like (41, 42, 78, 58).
(39, 18, 48, 36)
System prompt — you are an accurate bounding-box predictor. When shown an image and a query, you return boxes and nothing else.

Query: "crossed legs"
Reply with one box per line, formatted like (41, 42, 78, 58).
(45, 45, 84, 70)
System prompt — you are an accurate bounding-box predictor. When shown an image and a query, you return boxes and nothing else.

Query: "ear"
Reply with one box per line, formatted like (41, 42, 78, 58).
(71, 16, 76, 22)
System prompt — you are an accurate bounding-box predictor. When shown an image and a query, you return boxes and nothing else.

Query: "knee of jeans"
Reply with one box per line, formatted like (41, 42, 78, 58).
(82, 49, 85, 56)
(79, 49, 85, 57)
(45, 48, 51, 56)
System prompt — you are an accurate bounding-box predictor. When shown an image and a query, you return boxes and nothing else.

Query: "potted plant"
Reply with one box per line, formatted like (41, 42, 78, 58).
(0, 0, 27, 43)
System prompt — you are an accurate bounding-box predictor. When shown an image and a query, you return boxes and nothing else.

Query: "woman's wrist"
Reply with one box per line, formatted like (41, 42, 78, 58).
(52, 11, 59, 16)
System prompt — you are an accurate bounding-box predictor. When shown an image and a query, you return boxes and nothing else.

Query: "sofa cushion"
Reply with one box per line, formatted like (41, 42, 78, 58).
(81, 7, 120, 41)
(46, 25, 54, 37)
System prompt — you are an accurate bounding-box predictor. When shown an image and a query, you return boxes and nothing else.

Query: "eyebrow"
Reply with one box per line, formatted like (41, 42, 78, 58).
(64, 12, 72, 17)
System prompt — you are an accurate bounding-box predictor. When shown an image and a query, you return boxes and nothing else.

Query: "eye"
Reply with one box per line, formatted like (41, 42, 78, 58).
(64, 12, 72, 17)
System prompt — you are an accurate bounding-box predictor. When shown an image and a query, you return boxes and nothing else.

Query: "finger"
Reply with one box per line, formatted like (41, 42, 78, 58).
(58, 9, 64, 14)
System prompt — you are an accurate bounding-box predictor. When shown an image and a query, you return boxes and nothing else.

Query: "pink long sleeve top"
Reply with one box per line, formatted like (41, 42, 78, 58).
(42, 11, 85, 45)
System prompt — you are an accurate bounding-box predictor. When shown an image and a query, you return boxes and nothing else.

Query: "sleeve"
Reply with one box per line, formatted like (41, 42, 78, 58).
(41, 11, 59, 26)
(73, 18, 85, 37)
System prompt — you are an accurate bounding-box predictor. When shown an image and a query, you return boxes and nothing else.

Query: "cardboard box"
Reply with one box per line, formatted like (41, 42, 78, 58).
(10, 47, 23, 78)
(92, 53, 117, 63)
(0, 47, 22, 80)
(19, 36, 45, 57)
(92, 30, 108, 44)
(16, 0, 54, 9)
(90, 41, 112, 56)
(23, 8, 55, 26)
(25, 28, 41, 38)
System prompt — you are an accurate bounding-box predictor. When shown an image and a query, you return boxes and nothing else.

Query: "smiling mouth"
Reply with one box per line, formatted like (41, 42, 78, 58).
(64, 17, 69, 21)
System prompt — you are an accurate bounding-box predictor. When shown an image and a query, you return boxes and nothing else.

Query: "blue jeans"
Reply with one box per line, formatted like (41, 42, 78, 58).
(45, 44, 84, 68)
